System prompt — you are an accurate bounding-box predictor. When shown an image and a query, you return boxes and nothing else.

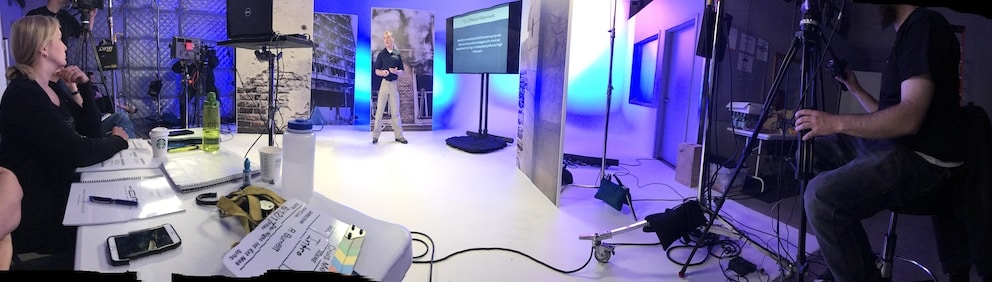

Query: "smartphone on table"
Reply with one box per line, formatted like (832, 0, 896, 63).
(107, 223, 182, 266)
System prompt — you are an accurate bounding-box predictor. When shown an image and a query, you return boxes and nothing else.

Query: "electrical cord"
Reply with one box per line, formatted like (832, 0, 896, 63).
(409, 231, 595, 281)
(234, 68, 271, 160)
(411, 232, 435, 282)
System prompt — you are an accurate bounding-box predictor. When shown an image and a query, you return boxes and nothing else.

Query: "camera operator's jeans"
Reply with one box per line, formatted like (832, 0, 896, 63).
(805, 135, 951, 282)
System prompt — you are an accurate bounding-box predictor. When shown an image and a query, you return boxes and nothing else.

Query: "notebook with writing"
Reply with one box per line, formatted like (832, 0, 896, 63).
(162, 149, 260, 193)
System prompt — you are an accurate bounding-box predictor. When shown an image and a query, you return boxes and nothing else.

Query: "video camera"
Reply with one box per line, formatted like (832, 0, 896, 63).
(72, 0, 104, 10)
(170, 36, 219, 72)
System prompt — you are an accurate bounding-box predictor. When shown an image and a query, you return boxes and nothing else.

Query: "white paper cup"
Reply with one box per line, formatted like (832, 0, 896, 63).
(259, 146, 283, 184)
(149, 127, 169, 159)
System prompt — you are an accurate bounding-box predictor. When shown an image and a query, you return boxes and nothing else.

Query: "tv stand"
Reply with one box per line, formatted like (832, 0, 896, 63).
(219, 35, 313, 146)
(466, 73, 513, 143)
(446, 73, 512, 154)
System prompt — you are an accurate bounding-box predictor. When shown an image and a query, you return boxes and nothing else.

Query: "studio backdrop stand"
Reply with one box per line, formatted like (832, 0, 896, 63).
(446, 73, 513, 154)
(220, 35, 313, 146)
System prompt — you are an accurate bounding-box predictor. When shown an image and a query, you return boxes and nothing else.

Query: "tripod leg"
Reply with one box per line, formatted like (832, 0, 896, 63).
(681, 34, 804, 278)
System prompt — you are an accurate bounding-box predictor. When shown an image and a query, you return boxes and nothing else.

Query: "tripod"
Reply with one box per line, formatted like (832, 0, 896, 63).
(683, 0, 834, 280)
(76, 8, 116, 108)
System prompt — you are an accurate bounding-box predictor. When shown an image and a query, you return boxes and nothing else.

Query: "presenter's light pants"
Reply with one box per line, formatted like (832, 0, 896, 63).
(373, 79, 404, 139)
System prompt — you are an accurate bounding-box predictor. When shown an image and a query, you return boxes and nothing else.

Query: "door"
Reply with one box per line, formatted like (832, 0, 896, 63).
(655, 19, 698, 166)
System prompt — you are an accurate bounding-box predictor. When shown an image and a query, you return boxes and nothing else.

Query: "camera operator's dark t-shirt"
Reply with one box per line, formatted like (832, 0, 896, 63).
(26, 6, 83, 45)
(878, 7, 964, 162)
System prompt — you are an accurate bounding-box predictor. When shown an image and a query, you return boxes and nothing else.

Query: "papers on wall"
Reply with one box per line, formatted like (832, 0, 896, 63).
(76, 139, 160, 172)
(63, 177, 184, 226)
(223, 199, 366, 277)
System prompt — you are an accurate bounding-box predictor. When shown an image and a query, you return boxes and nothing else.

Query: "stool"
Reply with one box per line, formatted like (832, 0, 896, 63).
(879, 211, 939, 282)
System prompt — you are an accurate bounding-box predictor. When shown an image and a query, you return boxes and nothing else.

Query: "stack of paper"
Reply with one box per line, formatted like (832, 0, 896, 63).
(76, 139, 160, 173)
(63, 177, 184, 226)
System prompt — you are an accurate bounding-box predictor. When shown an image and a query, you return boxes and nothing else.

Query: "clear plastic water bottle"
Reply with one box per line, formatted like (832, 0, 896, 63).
(202, 92, 221, 152)
(281, 119, 315, 203)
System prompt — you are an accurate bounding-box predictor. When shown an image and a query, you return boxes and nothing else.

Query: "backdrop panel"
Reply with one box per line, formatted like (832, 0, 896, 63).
(370, 8, 435, 132)
(517, 0, 572, 206)
(312, 13, 358, 125)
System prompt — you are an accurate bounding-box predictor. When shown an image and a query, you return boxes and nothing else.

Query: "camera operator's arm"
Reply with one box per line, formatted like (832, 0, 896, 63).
(796, 75, 933, 141)
(836, 68, 879, 112)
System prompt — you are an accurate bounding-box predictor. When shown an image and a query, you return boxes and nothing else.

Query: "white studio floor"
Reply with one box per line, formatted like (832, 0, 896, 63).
(292, 125, 818, 282)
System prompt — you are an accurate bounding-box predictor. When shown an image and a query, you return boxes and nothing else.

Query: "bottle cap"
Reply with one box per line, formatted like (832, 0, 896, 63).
(287, 119, 313, 131)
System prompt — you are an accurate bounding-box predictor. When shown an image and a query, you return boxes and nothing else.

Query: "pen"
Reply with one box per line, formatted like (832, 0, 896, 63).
(168, 145, 200, 153)
(89, 196, 139, 207)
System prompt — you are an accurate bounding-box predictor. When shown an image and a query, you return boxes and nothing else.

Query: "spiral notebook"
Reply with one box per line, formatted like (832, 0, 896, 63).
(162, 149, 260, 193)
(79, 168, 165, 183)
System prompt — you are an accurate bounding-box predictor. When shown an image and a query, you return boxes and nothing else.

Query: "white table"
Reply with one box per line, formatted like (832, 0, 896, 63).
(73, 134, 412, 282)
(727, 128, 797, 193)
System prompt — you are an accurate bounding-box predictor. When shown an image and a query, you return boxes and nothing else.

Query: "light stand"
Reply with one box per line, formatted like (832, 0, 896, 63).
(579, 212, 790, 265)
(260, 46, 280, 146)
(571, 0, 618, 189)
(104, 0, 119, 108)
(219, 35, 313, 147)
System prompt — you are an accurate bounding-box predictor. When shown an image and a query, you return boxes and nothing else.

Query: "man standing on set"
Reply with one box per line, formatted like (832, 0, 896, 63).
(372, 31, 408, 144)
(794, 5, 979, 282)
(26, 0, 98, 47)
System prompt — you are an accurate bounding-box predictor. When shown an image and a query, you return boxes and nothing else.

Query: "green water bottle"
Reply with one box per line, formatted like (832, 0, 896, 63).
(202, 92, 221, 152)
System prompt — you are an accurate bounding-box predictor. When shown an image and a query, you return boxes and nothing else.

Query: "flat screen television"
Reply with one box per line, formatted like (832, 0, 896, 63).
(445, 1, 522, 74)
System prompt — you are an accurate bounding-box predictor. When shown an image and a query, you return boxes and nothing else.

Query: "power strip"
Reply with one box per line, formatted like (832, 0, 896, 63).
(728, 256, 757, 276)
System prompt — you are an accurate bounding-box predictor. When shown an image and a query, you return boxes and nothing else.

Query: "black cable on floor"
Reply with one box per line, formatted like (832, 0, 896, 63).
(410, 231, 595, 280)
(411, 232, 435, 282)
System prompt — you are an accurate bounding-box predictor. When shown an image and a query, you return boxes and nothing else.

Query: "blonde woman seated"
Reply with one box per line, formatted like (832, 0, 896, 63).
(0, 15, 128, 270)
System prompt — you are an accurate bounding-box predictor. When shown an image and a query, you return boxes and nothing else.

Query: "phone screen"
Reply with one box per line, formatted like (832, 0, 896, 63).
(114, 226, 176, 259)
(168, 129, 194, 137)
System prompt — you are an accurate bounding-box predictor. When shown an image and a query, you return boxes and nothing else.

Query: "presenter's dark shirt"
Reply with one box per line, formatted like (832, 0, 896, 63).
(877, 7, 964, 162)
(26, 6, 83, 45)
(373, 48, 404, 82)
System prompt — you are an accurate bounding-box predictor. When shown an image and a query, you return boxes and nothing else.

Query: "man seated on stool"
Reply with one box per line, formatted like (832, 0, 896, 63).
(794, 5, 980, 281)
(88, 72, 138, 138)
